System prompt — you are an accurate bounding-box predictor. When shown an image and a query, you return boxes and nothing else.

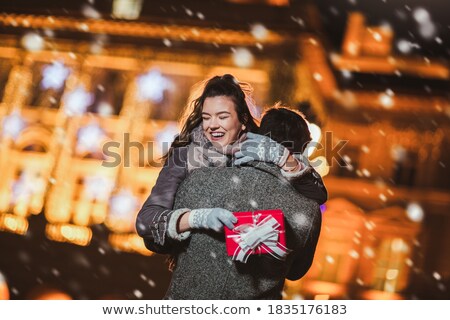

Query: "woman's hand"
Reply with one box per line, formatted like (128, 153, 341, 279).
(188, 208, 237, 232)
(233, 132, 290, 168)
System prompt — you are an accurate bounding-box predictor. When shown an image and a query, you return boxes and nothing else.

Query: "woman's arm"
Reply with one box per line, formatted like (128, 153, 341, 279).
(280, 153, 328, 205)
(233, 133, 328, 205)
(135, 147, 191, 253)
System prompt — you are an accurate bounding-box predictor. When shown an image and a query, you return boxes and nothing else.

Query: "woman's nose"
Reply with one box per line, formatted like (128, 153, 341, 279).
(209, 117, 219, 129)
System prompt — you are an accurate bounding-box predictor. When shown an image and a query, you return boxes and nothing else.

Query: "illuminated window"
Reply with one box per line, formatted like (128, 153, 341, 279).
(112, 0, 143, 20)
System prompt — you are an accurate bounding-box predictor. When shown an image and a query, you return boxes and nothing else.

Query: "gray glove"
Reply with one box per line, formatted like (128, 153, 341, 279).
(188, 208, 237, 232)
(233, 132, 290, 167)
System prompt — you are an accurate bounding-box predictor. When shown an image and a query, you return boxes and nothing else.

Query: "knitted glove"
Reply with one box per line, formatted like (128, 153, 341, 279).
(233, 132, 290, 167)
(188, 208, 237, 232)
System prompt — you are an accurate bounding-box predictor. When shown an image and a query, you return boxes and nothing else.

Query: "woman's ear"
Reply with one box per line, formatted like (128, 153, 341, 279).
(241, 124, 246, 131)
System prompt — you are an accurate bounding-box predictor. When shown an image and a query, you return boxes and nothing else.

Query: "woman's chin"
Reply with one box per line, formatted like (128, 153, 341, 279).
(210, 140, 228, 151)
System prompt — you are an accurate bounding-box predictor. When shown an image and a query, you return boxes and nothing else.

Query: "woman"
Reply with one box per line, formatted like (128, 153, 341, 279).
(135, 74, 324, 254)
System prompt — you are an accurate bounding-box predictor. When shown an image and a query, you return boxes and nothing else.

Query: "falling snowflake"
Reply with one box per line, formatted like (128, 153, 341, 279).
(97, 102, 114, 116)
(51, 268, 60, 277)
(379, 93, 394, 109)
(313, 72, 323, 82)
(412, 7, 430, 24)
(325, 255, 335, 264)
(231, 175, 241, 184)
(293, 213, 308, 227)
(81, 4, 101, 19)
(363, 247, 375, 258)
(232, 48, 254, 68)
(349, 250, 359, 259)
(390, 145, 407, 162)
(21, 32, 44, 51)
(433, 272, 441, 281)
(361, 145, 370, 153)
(341, 70, 353, 79)
(290, 16, 304, 27)
(133, 289, 143, 298)
(406, 202, 424, 222)
(250, 23, 269, 41)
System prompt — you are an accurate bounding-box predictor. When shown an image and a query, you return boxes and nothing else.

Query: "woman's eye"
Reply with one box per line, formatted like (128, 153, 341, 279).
(219, 116, 229, 120)
(202, 117, 210, 121)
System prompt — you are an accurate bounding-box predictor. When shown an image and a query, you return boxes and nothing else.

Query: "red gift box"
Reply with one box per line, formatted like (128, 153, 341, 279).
(224, 209, 290, 263)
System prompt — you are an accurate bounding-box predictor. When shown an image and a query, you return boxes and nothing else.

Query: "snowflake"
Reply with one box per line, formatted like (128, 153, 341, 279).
(232, 48, 254, 68)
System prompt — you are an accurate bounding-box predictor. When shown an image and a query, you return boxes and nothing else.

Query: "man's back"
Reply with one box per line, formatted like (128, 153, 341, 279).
(166, 163, 321, 299)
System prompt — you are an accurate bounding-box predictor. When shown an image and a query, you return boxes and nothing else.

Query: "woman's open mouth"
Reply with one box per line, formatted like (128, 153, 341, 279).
(210, 132, 225, 141)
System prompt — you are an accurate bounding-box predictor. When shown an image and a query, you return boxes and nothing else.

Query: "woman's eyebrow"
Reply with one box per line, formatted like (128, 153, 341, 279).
(201, 111, 231, 115)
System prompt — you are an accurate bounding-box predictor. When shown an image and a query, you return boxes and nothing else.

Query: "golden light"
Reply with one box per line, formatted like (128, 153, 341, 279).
(109, 233, 153, 256)
(0, 272, 9, 300)
(306, 122, 322, 158)
(0, 213, 28, 235)
(27, 286, 72, 300)
(45, 224, 92, 246)
(314, 294, 330, 300)
(310, 156, 330, 177)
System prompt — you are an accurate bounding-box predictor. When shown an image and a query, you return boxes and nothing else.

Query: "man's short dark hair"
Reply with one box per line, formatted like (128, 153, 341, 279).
(259, 106, 312, 154)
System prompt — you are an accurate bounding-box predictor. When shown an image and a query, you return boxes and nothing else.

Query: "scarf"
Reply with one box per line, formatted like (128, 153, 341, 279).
(186, 125, 231, 173)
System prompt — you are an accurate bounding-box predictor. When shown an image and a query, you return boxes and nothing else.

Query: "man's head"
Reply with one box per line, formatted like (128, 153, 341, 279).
(259, 106, 312, 154)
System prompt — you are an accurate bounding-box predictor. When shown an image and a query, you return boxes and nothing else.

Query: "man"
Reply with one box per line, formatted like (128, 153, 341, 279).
(161, 161, 322, 299)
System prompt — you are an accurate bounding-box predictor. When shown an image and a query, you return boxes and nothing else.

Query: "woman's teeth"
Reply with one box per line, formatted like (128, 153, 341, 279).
(211, 132, 225, 137)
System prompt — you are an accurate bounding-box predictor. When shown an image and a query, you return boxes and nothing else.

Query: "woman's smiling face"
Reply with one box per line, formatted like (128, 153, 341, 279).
(202, 95, 244, 148)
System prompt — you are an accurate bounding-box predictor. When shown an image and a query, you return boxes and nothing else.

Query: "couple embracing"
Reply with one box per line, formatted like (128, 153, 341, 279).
(136, 74, 326, 299)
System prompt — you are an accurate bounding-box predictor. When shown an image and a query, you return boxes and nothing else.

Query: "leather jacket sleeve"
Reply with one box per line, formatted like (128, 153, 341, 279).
(280, 154, 328, 205)
(135, 146, 189, 253)
(286, 208, 322, 281)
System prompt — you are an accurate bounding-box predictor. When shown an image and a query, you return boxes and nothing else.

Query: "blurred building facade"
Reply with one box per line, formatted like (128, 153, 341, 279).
(0, 0, 448, 299)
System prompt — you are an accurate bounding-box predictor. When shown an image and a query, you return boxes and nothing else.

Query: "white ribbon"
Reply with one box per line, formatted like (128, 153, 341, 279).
(227, 213, 292, 263)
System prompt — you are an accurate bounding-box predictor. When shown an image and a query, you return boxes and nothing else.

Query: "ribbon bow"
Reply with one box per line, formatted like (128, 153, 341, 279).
(227, 213, 292, 263)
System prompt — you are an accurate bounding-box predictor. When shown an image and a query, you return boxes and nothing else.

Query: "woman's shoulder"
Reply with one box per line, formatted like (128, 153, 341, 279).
(165, 146, 189, 167)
